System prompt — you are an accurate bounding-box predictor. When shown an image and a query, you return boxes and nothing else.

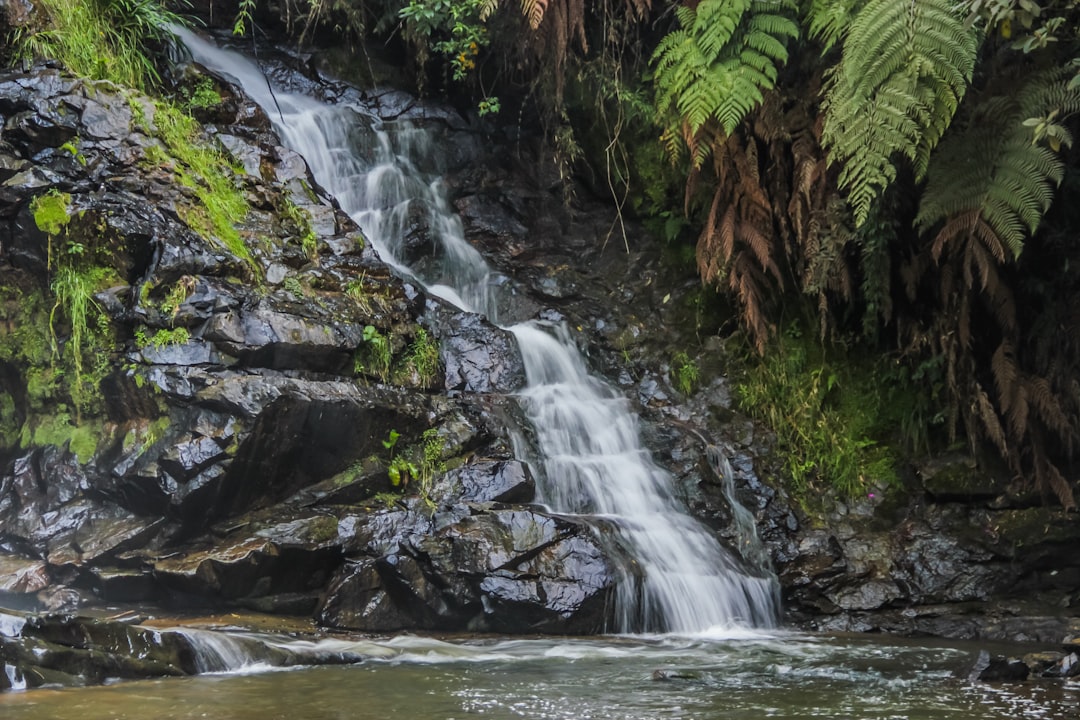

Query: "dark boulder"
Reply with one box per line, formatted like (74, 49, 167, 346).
(318, 503, 614, 634)
(424, 300, 525, 394)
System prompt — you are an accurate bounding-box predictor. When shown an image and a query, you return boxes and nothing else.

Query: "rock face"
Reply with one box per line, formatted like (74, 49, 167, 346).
(0, 57, 602, 649)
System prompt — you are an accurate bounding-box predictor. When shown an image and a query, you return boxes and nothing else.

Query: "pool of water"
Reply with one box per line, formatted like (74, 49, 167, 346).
(2, 630, 1075, 719)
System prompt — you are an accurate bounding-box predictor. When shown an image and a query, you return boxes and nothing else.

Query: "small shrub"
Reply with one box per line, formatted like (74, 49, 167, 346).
(396, 327, 440, 386)
(671, 351, 699, 395)
(355, 324, 392, 381)
(734, 326, 899, 503)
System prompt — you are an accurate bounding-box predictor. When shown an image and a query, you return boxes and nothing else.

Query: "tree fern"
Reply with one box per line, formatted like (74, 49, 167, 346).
(822, 0, 980, 225)
(916, 71, 1080, 261)
(653, 0, 798, 158)
(804, 0, 865, 54)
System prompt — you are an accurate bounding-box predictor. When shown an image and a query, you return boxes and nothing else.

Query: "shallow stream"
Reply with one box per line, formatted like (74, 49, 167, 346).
(2, 628, 1076, 719)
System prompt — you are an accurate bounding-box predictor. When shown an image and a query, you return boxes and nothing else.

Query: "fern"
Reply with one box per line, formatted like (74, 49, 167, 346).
(654, 0, 798, 155)
(804, 0, 865, 53)
(822, 0, 980, 225)
(520, 0, 548, 28)
(916, 71, 1079, 261)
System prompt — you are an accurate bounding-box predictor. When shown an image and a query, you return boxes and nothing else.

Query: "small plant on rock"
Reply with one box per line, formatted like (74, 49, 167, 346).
(355, 324, 392, 382)
(671, 351, 699, 396)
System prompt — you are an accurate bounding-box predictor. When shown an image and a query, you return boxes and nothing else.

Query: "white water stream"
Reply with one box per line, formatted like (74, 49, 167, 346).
(176, 28, 779, 633)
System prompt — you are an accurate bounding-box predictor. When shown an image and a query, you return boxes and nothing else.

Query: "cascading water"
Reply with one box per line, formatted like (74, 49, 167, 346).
(177, 28, 779, 633)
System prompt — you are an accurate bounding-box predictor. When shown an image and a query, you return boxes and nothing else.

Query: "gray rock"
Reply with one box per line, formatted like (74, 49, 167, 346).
(430, 460, 534, 505)
(426, 301, 525, 394)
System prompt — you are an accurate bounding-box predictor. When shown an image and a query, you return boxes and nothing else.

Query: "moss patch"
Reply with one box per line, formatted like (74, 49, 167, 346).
(137, 100, 254, 272)
(20, 412, 101, 463)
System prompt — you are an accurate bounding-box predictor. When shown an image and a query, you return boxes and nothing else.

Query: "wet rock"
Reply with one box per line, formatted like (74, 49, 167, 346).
(969, 650, 1030, 682)
(152, 521, 341, 601)
(88, 567, 162, 603)
(0, 554, 50, 594)
(425, 301, 525, 394)
(203, 304, 365, 373)
(429, 460, 534, 505)
(316, 558, 411, 630)
(319, 505, 614, 633)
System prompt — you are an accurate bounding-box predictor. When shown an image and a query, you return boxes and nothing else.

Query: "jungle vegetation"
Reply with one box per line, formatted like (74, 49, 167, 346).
(5, 0, 1078, 508)
(269, 0, 1079, 508)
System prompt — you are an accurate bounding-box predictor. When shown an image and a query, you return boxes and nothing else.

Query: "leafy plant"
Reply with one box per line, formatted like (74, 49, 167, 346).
(283, 276, 305, 299)
(179, 76, 222, 113)
(653, 0, 799, 164)
(160, 276, 196, 319)
(734, 327, 898, 503)
(355, 324, 392, 381)
(12, 0, 187, 90)
(821, 0, 981, 225)
(280, 197, 318, 260)
(49, 264, 114, 417)
(382, 428, 401, 454)
(671, 351, 699, 395)
(135, 326, 191, 350)
(395, 327, 440, 386)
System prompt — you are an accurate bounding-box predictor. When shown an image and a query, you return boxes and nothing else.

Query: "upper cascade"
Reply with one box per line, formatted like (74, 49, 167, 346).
(176, 26, 780, 633)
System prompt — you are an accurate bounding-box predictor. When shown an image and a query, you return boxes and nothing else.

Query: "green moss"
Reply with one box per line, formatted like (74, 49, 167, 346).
(20, 412, 100, 463)
(0, 393, 19, 449)
(30, 189, 72, 237)
(143, 101, 254, 272)
(305, 516, 340, 544)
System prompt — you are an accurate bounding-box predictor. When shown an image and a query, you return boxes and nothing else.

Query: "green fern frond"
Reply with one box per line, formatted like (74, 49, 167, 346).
(654, 0, 799, 156)
(822, 0, 980, 225)
(916, 70, 1078, 261)
(805, 0, 865, 53)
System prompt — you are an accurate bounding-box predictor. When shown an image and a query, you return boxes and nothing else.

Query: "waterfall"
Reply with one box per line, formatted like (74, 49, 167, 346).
(176, 28, 780, 634)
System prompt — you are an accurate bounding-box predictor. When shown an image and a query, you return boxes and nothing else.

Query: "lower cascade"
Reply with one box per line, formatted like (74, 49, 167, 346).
(177, 28, 780, 633)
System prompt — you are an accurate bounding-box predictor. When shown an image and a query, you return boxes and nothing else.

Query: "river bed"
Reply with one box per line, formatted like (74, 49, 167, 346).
(2, 629, 1076, 719)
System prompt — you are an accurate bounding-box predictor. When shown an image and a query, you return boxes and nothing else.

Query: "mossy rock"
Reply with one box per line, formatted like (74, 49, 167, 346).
(919, 454, 1005, 499)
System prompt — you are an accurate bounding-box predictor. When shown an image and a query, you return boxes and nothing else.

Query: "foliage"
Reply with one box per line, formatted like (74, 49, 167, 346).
(670, 350, 699, 395)
(280, 197, 318, 259)
(160, 276, 196, 318)
(653, 0, 799, 165)
(734, 327, 898, 502)
(283, 276, 305, 299)
(50, 266, 104, 384)
(12, 0, 187, 90)
(135, 326, 191, 350)
(821, 0, 981, 225)
(355, 324, 392, 381)
(916, 70, 1080, 261)
(140, 101, 253, 270)
(395, 327, 440, 386)
(178, 76, 223, 113)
